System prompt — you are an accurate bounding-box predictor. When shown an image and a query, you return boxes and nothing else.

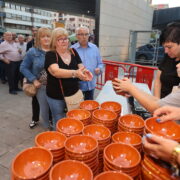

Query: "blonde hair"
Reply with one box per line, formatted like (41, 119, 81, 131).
(50, 27, 68, 51)
(34, 27, 51, 48)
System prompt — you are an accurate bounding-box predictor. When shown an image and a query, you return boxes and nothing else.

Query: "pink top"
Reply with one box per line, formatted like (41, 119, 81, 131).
(0, 40, 22, 62)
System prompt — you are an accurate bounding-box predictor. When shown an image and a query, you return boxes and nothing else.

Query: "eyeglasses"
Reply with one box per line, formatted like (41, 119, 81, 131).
(77, 33, 89, 37)
(57, 38, 69, 42)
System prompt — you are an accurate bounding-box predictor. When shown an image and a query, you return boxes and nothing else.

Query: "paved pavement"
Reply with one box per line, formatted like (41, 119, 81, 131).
(0, 83, 53, 180)
(0, 82, 100, 180)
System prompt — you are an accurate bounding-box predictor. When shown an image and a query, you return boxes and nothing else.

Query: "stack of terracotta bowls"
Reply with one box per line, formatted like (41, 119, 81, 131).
(118, 114, 145, 136)
(100, 101, 122, 133)
(83, 124, 111, 173)
(65, 135, 99, 176)
(67, 109, 91, 126)
(100, 101, 122, 116)
(145, 117, 180, 142)
(112, 132, 142, 153)
(141, 155, 177, 180)
(50, 160, 93, 180)
(92, 109, 117, 134)
(35, 131, 67, 164)
(103, 143, 141, 179)
(56, 117, 84, 137)
(11, 147, 53, 180)
(80, 100, 99, 115)
(94, 171, 133, 180)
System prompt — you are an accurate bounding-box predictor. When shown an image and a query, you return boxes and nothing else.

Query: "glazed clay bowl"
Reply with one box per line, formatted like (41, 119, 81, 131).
(56, 118, 84, 136)
(49, 160, 93, 180)
(65, 135, 98, 154)
(112, 132, 142, 146)
(83, 124, 111, 141)
(80, 100, 99, 112)
(94, 171, 133, 180)
(100, 101, 122, 114)
(104, 143, 141, 170)
(93, 109, 117, 122)
(119, 114, 144, 129)
(145, 117, 180, 142)
(67, 109, 91, 125)
(12, 147, 53, 179)
(35, 131, 67, 151)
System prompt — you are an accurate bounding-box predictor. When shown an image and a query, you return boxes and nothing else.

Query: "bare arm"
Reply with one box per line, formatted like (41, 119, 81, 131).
(153, 70, 162, 98)
(113, 78, 160, 113)
(48, 63, 90, 81)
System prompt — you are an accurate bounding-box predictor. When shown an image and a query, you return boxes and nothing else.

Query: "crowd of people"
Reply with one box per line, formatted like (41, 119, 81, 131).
(1, 22, 180, 174)
(0, 26, 103, 130)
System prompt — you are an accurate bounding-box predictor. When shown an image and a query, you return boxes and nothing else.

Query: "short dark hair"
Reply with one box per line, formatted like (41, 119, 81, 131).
(160, 22, 180, 45)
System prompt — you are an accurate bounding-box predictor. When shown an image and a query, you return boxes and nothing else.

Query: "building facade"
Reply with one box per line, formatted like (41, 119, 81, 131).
(0, 1, 55, 35)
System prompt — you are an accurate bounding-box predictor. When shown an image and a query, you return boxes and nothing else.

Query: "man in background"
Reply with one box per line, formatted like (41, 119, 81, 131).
(71, 26, 103, 100)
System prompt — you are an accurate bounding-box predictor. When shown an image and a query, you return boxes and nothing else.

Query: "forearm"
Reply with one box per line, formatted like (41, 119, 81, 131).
(129, 86, 160, 113)
(50, 67, 76, 79)
(153, 80, 161, 98)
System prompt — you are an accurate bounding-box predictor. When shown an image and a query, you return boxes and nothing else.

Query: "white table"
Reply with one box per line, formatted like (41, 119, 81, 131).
(95, 81, 151, 115)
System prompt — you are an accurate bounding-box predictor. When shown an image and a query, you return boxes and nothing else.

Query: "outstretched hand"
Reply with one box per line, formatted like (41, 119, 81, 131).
(76, 67, 93, 81)
(153, 106, 180, 123)
(143, 134, 179, 163)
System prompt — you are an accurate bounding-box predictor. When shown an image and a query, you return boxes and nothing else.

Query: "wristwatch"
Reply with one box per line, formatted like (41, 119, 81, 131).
(171, 144, 180, 168)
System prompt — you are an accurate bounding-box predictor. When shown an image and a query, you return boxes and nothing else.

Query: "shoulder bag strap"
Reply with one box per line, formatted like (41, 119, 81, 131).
(70, 48, 75, 56)
(55, 52, 65, 97)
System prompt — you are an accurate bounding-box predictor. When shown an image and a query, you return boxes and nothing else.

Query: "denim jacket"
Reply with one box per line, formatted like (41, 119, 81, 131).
(20, 47, 46, 83)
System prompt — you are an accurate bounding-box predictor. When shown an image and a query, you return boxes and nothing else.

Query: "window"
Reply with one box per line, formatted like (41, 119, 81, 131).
(10, 4, 15, 9)
(5, 3, 10, 8)
(16, 5, 20, 10)
(6, 13, 12, 18)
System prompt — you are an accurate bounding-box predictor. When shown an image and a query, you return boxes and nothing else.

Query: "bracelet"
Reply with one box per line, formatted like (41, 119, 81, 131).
(171, 144, 180, 168)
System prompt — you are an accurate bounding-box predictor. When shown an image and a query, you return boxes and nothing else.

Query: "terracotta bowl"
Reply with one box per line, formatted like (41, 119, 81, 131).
(50, 160, 93, 180)
(112, 132, 142, 146)
(119, 114, 144, 129)
(67, 109, 91, 122)
(35, 131, 67, 151)
(104, 143, 141, 169)
(65, 135, 98, 154)
(93, 109, 117, 122)
(145, 117, 180, 141)
(80, 100, 99, 112)
(56, 118, 84, 136)
(100, 101, 122, 114)
(83, 124, 111, 141)
(12, 147, 53, 179)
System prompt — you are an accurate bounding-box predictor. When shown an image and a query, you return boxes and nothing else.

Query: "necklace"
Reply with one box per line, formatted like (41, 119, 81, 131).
(60, 52, 71, 65)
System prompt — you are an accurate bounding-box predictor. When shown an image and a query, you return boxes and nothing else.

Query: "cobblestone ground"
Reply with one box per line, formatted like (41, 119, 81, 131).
(0, 82, 100, 179)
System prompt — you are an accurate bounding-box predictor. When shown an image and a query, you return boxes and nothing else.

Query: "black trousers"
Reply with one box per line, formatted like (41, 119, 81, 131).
(32, 96, 40, 122)
(0, 61, 6, 81)
(5, 61, 22, 92)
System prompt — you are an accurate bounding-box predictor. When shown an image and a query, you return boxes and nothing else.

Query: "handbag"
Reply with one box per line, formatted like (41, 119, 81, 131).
(22, 78, 37, 97)
(56, 50, 84, 111)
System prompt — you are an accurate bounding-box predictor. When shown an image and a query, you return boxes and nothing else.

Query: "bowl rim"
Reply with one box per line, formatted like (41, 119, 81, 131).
(100, 101, 122, 111)
(49, 159, 93, 180)
(94, 170, 133, 180)
(56, 117, 84, 134)
(82, 124, 111, 140)
(112, 131, 142, 146)
(66, 109, 91, 120)
(12, 147, 53, 179)
(35, 131, 67, 150)
(93, 109, 118, 121)
(80, 100, 100, 109)
(104, 143, 141, 169)
(65, 135, 98, 154)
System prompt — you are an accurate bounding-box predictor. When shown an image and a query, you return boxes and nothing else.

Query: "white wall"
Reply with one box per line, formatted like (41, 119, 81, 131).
(99, 0, 153, 61)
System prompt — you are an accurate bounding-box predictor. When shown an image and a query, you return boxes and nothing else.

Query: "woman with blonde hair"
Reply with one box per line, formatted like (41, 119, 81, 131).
(45, 27, 92, 130)
(20, 27, 52, 129)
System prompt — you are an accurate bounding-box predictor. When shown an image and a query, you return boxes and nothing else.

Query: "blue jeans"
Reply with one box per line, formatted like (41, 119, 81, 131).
(46, 95, 66, 130)
(36, 85, 50, 128)
(83, 89, 94, 100)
